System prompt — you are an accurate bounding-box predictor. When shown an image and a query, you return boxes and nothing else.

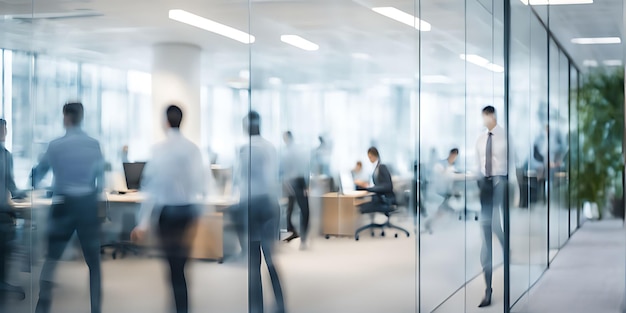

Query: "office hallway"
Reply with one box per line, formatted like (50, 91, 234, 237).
(513, 219, 625, 313)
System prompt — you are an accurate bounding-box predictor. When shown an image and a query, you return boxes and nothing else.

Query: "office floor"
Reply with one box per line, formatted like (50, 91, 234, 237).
(512, 219, 625, 313)
(0, 201, 579, 313)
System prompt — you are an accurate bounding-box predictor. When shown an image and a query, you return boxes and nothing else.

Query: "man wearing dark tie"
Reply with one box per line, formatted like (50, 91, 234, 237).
(475, 106, 506, 307)
(32, 102, 105, 313)
(0, 119, 26, 299)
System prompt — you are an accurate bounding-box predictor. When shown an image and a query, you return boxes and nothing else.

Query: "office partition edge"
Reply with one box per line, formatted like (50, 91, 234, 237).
(504, 0, 511, 310)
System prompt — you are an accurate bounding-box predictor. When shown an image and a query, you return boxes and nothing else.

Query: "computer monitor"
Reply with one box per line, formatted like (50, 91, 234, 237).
(123, 162, 146, 190)
(340, 171, 356, 194)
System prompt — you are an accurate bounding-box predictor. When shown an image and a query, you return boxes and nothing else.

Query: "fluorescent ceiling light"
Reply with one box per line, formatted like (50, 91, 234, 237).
(281, 35, 319, 51)
(460, 54, 490, 66)
(520, 0, 592, 5)
(583, 60, 598, 67)
(269, 77, 282, 85)
(169, 9, 255, 44)
(372, 7, 431, 31)
(421, 75, 452, 84)
(239, 70, 250, 80)
(603, 60, 623, 66)
(352, 53, 371, 60)
(571, 37, 621, 44)
(485, 63, 504, 73)
(460, 54, 504, 73)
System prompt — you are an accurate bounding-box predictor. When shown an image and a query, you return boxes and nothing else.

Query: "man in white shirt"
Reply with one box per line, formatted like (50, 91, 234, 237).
(131, 105, 204, 313)
(474, 105, 506, 308)
(422, 148, 460, 234)
(234, 111, 285, 313)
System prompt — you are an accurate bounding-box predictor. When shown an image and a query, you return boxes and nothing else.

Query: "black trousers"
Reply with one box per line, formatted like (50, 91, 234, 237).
(236, 195, 285, 313)
(0, 212, 15, 284)
(36, 193, 101, 313)
(158, 205, 197, 313)
(478, 177, 506, 291)
(285, 177, 310, 242)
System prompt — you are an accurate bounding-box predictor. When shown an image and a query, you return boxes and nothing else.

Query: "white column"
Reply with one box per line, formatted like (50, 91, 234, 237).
(152, 43, 202, 146)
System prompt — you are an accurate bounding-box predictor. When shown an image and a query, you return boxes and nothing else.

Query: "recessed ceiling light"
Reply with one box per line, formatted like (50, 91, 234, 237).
(169, 9, 255, 44)
(520, 0, 592, 5)
(571, 37, 621, 45)
(583, 60, 598, 67)
(603, 60, 623, 66)
(281, 35, 319, 51)
(372, 7, 431, 31)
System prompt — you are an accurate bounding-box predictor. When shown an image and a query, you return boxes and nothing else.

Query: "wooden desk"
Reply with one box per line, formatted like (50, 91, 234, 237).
(322, 192, 371, 238)
(190, 212, 224, 262)
(12, 192, 236, 263)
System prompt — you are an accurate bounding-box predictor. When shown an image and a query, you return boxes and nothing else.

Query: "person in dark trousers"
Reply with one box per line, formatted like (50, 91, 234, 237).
(131, 105, 204, 313)
(474, 106, 506, 307)
(280, 131, 310, 249)
(0, 119, 26, 300)
(235, 111, 285, 313)
(355, 147, 395, 213)
(32, 102, 105, 313)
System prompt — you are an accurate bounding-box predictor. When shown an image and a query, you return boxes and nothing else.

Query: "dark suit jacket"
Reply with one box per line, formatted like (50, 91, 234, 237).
(0, 146, 19, 214)
(367, 163, 395, 205)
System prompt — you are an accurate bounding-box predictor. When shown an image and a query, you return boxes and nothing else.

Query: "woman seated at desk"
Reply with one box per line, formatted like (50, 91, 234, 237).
(354, 147, 395, 212)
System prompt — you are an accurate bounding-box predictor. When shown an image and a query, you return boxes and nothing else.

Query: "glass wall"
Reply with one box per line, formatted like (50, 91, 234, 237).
(0, 0, 583, 313)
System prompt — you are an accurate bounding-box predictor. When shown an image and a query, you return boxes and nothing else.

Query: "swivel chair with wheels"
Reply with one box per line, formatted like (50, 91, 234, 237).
(99, 201, 142, 259)
(355, 200, 410, 241)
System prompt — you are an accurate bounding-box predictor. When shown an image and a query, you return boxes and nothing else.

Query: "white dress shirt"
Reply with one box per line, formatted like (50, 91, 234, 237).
(137, 129, 205, 229)
(475, 125, 508, 177)
(280, 143, 309, 181)
(432, 160, 457, 195)
(237, 135, 279, 200)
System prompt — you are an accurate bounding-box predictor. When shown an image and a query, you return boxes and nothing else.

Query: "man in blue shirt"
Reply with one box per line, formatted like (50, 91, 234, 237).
(32, 102, 104, 313)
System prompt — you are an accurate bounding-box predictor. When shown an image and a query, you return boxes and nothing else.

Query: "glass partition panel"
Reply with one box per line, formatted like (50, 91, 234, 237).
(508, 0, 532, 310)
(250, 1, 418, 312)
(527, 12, 549, 291)
(557, 51, 570, 247)
(569, 65, 579, 235)
(548, 38, 561, 257)
(419, 0, 466, 310)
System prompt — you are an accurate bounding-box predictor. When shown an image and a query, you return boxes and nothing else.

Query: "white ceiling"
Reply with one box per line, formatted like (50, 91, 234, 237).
(0, 0, 621, 89)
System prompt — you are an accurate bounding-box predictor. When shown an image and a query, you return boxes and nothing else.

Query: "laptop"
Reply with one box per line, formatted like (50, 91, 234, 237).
(340, 171, 368, 196)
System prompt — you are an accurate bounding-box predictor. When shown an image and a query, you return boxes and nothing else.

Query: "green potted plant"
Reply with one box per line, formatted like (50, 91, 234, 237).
(574, 68, 624, 219)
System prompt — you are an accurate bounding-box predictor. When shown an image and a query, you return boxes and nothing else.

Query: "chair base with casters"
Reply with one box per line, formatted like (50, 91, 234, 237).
(100, 211, 142, 260)
(100, 241, 142, 259)
(355, 208, 410, 241)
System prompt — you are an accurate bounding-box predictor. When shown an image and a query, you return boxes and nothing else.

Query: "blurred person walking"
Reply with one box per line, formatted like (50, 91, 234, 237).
(233, 111, 286, 313)
(474, 106, 506, 308)
(32, 102, 105, 313)
(280, 131, 310, 249)
(131, 105, 205, 313)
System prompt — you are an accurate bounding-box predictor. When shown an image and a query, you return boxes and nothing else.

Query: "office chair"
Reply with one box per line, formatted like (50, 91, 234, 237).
(355, 197, 410, 241)
(99, 201, 142, 259)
